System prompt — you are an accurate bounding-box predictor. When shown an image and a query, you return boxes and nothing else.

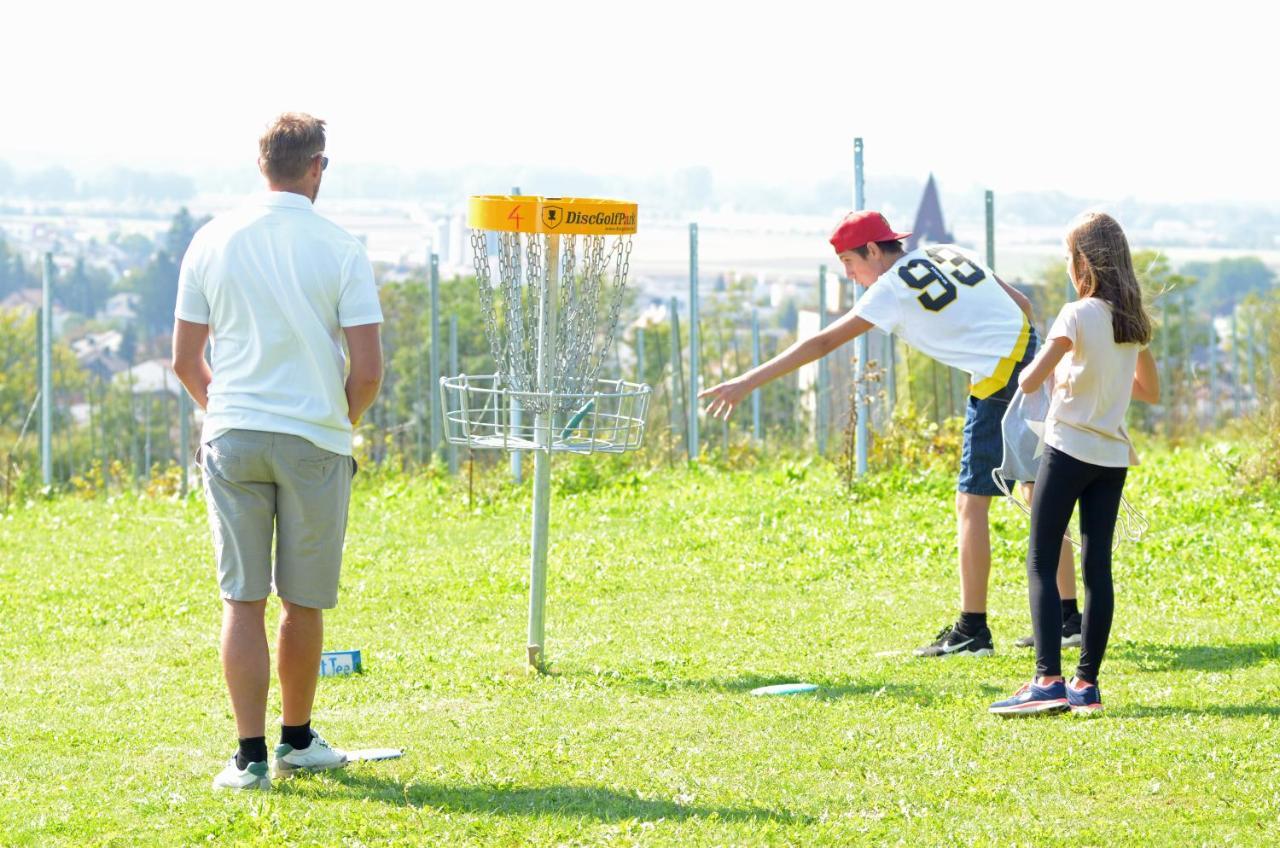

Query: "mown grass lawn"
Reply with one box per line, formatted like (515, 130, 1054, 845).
(0, 444, 1277, 846)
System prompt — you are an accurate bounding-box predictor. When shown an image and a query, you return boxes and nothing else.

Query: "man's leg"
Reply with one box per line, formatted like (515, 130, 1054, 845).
(1057, 537, 1077, 599)
(278, 600, 324, 726)
(956, 491, 993, 613)
(203, 430, 276, 787)
(271, 435, 354, 776)
(222, 598, 270, 738)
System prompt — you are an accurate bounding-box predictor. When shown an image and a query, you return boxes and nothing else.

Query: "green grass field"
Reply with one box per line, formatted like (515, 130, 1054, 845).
(1, 445, 1277, 846)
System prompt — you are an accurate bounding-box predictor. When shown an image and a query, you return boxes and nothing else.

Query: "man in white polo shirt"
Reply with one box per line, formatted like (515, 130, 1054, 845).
(171, 112, 383, 791)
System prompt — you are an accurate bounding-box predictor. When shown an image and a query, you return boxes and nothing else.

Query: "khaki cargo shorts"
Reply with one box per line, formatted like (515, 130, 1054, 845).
(200, 429, 355, 609)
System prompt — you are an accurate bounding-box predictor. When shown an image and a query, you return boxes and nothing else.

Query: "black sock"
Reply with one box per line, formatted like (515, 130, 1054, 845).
(236, 736, 268, 769)
(1062, 598, 1079, 619)
(957, 612, 987, 635)
(281, 721, 313, 751)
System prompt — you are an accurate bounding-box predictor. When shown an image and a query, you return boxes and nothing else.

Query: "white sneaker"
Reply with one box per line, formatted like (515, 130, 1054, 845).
(272, 730, 348, 778)
(212, 756, 271, 791)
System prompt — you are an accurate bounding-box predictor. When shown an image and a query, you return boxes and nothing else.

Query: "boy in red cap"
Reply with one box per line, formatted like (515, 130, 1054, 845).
(700, 210, 1077, 656)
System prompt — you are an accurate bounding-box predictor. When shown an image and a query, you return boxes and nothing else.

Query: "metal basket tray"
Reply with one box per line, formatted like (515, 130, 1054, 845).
(440, 374, 651, 454)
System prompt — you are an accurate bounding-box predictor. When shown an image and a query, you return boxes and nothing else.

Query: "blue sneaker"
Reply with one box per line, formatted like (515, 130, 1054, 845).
(1066, 679, 1103, 715)
(988, 679, 1069, 716)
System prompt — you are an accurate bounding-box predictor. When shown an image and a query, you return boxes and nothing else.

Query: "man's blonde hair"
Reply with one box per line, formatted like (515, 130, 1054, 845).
(259, 112, 326, 183)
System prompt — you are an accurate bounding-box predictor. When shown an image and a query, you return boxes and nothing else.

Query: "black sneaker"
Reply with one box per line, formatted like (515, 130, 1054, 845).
(1015, 612, 1083, 649)
(914, 623, 994, 657)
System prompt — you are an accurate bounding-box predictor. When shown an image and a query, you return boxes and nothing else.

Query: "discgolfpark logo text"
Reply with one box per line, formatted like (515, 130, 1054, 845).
(564, 210, 635, 228)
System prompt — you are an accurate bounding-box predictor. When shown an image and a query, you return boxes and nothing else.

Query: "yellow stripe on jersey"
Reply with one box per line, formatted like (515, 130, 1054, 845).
(970, 316, 1031, 400)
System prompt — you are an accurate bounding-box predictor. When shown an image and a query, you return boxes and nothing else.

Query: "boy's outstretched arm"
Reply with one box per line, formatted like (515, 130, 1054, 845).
(996, 275, 1034, 322)
(699, 310, 875, 419)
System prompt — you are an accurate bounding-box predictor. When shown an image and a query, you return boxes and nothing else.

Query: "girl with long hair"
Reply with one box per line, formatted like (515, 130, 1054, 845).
(990, 212, 1161, 716)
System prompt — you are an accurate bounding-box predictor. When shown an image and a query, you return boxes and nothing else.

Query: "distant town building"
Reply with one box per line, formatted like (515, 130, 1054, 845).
(114, 358, 183, 397)
(102, 292, 141, 321)
(79, 348, 130, 382)
(906, 174, 954, 251)
(0, 288, 72, 335)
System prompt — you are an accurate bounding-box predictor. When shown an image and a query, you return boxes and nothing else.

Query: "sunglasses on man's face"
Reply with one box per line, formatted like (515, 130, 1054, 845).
(315, 153, 329, 171)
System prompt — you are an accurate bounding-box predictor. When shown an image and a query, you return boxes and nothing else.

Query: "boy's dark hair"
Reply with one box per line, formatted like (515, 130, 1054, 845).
(852, 239, 904, 259)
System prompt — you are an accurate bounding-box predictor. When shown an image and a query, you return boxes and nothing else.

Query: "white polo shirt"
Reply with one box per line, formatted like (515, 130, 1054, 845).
(175, 191, 383, 456)
(850, 244, 1030, 398)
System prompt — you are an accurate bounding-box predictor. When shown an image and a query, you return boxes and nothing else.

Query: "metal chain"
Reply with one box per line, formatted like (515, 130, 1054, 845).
(472, 229, 504, 379)
(471, 225, 634, 415)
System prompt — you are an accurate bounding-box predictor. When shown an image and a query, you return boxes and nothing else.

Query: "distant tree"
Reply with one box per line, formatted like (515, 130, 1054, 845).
(61, 257, 112, 316)
(1183, 256, 1276, 315)
(109, 232, 155, 270)
(119, 322, 138, 365)
(0, 310, 84, 433)
(0, 237, 12, 298)
(165, 207, 209, 262)
(22, 166, 77, 200)
(118, 209, 211, 336)
(8, 253, 35, 293)
(122, 251, 179, 335)
(89, 168, 197, 203)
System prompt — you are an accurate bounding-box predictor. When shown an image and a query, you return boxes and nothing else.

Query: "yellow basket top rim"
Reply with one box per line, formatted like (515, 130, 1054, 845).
(468, 195, 637, 235)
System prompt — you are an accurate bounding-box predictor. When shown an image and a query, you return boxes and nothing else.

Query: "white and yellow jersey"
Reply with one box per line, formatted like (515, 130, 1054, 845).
(850, 244, 1030, 399)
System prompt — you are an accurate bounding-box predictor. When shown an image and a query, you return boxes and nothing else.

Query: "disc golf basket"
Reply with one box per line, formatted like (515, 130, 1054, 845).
(442, 195, 651, 669)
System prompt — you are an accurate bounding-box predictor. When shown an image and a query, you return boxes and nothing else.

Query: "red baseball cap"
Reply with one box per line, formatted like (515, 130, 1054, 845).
(829, 211, 911, 254)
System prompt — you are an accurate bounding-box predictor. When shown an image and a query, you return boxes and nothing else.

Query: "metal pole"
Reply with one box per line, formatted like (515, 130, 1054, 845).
(817, 265, 829, 455)
(1232, 307, 1241, 419)
(429, 252, 442, 464)
(853, 139, 869, 475)
(636, 328, 646, 383)
(1180, 289, 1190, 426)
(853, 281, 869, 475)
(751, 309, 762, 444)
(688, 223, 700, 461)
(1246, 312, 1257, 403)
(179, 391, 190, 496)
(510, 187, 524, 485)
(447, 314, 459, 475)
(853, 137, 865, 210)
(1161, 298, 1172, 434)
(1262, 323, 1273, 397)
(40, 254, 53, 485)
(985, 190, 995, 271)
(528, 233, 559, 670)
(668, 298, 686, 456)
(1206, 316, 1217, 428)
(415, 329, 424, 466)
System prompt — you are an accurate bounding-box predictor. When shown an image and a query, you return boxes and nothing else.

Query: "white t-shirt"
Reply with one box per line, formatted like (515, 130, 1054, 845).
(850, 245, 1029, 398)
(1044, 297, 1141, 467)
(175, 191, 383, 456)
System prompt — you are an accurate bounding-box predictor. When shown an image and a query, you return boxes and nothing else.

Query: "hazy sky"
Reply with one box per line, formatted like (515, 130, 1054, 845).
(4, 0, 1276, 204)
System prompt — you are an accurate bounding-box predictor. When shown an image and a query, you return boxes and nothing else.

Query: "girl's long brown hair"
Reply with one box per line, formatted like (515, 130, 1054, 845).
(1067, 212, 1152, 345)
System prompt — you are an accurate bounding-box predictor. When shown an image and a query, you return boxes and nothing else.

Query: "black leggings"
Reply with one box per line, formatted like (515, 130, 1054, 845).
(1028, 445, 1128, 683)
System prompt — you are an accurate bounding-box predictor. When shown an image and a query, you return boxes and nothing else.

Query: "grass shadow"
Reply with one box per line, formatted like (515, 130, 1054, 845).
(619, 672, 935, 703)
(1111, 641, 1280, 673)
(309, 772, 806, 824)
(1113, 703, 1280, 719)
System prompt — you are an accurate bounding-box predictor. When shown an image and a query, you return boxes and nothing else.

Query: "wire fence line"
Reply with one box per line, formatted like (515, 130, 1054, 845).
(2, 241, 1276, 504)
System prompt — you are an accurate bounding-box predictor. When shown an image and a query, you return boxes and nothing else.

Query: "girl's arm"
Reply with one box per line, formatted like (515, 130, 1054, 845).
(1131, 347, 1160, 403)
(1018, 336, 1072, 393)
(699, 310, 875, 420)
